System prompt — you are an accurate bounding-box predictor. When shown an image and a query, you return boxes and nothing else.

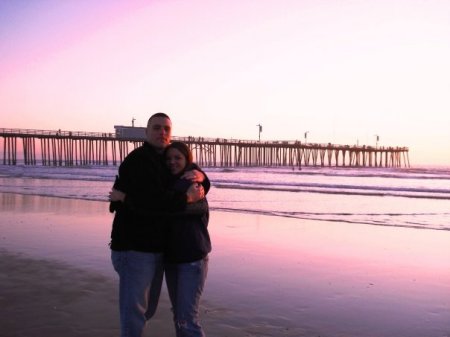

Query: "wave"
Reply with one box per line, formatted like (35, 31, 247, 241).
(213, 182, 450, 200)
(2, 165, 450, 200)
(0, 165, 115, 182)
(1, 188, 447, 232)
(1, 164, 450, 232)
(208, 166, 450, 179)
(212, 207, 450, 231)
(3, 164, 450, 182)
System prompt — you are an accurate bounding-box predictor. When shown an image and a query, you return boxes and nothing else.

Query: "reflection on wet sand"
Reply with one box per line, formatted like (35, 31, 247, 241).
(1, 193, 449, 337)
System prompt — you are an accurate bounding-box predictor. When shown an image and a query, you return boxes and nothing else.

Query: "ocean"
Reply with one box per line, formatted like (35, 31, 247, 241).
(1, 164, 449, 232)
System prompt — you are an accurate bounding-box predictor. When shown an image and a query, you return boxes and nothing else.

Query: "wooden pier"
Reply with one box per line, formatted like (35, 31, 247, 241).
(0, 128, 410, 168)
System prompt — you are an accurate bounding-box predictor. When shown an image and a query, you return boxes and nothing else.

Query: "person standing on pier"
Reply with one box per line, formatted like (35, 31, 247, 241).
(108, 112, 209, 337)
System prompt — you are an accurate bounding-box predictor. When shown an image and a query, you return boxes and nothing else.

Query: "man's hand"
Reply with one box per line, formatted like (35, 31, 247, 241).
(186, 183, 205, 203)
(182, 169, 205, 183)
(109, 188, 126, 202)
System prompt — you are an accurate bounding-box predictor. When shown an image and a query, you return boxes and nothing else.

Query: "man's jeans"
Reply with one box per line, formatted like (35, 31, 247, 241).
(112, 250, 164, 337)
(165, 257, 209, 337)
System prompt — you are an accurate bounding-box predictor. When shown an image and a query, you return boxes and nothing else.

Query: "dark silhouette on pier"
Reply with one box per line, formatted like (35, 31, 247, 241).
(0, 127, 410, 168)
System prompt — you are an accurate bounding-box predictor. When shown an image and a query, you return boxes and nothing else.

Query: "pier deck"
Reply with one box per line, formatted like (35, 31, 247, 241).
(0, 128, 410, 168)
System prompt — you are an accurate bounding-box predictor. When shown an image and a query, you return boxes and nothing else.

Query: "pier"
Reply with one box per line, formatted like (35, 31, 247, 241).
(0, 127, 410, 168)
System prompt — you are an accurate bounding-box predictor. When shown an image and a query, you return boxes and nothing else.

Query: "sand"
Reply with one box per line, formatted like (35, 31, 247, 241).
(1, 250, 120, 337)
(1, 192, 449, 337)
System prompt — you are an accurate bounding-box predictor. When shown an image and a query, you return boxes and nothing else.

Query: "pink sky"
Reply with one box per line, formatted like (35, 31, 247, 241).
(1, 0, 450, 165)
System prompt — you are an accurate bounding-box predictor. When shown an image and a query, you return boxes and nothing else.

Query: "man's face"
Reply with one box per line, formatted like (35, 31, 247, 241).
(146, 117, 172, 150)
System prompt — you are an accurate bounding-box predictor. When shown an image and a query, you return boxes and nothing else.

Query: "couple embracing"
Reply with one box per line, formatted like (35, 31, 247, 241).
(109, 113, 211, 337)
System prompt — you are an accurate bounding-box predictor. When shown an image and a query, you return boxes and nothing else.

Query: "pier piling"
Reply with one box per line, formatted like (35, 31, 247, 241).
(0, 128, 410, 168)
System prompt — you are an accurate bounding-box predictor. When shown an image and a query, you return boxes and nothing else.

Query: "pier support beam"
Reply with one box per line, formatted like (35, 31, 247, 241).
(0, 128, 410, 168)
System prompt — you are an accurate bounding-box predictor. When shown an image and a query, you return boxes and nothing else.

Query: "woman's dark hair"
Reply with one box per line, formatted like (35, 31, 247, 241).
(165, 141, 193, 166)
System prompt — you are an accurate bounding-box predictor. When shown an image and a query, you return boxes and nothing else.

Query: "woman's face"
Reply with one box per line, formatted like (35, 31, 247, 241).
(166, 147, 187, 175)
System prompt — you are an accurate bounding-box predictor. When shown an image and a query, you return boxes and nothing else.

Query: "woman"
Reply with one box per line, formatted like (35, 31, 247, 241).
(163, 141, 211, 337)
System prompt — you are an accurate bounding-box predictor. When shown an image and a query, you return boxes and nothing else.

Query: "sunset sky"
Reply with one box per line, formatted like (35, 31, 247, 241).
(1, 0, 449, 166)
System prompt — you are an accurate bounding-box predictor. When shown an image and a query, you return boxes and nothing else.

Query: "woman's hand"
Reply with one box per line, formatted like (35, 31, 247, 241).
(186, 183, 205, 203)
(109, 188, 126, 202)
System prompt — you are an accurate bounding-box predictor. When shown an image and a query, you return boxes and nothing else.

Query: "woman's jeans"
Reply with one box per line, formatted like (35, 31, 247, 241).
(165, 257, 209, 337)
(112, 250, 164, 337)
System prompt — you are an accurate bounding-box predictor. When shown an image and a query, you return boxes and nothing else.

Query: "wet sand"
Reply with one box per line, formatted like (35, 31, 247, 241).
(1, 193, 449, 337)
(1, 250, 121, 337)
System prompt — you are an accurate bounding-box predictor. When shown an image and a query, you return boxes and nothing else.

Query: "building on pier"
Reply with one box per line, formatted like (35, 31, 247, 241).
(114, 125, 146, 140)
(0, 127, 410, 168)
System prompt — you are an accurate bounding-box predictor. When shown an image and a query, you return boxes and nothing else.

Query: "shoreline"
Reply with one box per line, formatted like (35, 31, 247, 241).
(1, 192, 449, 337)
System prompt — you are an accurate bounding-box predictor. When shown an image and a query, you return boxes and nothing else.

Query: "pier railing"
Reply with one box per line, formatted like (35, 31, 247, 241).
(0, 127, 410, 168)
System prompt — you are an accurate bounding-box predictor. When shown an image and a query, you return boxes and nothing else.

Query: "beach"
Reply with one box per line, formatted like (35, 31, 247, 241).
(1, 192, 450, 337)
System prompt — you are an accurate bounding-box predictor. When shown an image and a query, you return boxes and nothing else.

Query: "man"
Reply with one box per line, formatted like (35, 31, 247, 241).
(109, 113, 207, 337)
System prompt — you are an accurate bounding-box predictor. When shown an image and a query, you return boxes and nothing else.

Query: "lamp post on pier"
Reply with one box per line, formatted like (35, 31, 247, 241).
(257, 124, 262, 142)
